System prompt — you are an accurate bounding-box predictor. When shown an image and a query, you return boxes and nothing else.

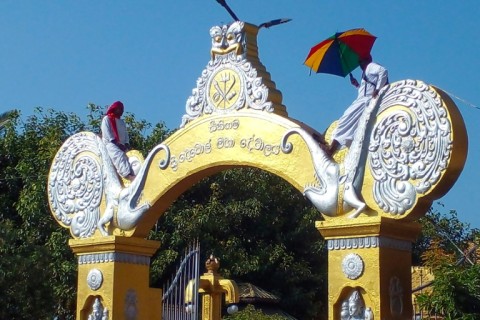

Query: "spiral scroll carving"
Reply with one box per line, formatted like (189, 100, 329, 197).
(48, 132, 103, 238)
(369, 80, 452, 215)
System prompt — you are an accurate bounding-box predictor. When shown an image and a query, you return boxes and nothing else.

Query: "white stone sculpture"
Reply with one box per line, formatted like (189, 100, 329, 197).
(282, 80, 454, 218)
(48, 132, 170, 238)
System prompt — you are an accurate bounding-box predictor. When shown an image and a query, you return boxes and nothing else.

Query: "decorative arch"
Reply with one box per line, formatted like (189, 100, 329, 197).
(47, 20, 468, 320)
(48, 21, 467, 240)
(132, 111, 320, 237)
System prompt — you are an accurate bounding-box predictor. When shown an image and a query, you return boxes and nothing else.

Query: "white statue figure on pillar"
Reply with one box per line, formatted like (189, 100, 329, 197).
(340, 300, 350, 320)
(340, 289, 374, 320)
(364, 307, 374, 320)
(88, 297, 108, 320)
(348, 290, 365, 319)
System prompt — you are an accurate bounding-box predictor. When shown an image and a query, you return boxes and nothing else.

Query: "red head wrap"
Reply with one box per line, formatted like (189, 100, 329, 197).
(106, 101, 124, 143)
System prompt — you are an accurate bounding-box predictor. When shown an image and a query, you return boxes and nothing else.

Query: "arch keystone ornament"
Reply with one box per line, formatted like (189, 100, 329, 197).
(48, 20, 467, 320)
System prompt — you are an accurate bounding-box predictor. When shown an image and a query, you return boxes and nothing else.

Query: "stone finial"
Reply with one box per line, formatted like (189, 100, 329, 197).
(206, 254, 220, 274)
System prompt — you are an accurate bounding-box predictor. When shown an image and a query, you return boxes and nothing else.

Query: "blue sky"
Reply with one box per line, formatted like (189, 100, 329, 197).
(1, 1, 479, 229)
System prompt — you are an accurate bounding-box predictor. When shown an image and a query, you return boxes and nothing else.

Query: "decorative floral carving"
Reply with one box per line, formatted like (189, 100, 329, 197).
(181, 22, 273, 127)
(342, 253, 364, 280)
(369, 80, 452, 215)
(281, 80, 458, 219)
(87, 268, 103, 291)
(48, 131, 171, 238)
(48, 132, 103, 238)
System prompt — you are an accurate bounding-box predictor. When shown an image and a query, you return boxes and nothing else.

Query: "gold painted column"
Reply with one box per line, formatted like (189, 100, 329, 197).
(69, 236, 162, 320)
(317, 217, 421, 320)
(198, 256, 239, 320)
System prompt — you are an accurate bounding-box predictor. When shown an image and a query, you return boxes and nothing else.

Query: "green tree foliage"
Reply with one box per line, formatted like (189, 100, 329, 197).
(1, 105, 324, 318)
(416, 242, 480, 319)
(0, 105, 170, 319)
(414, 207, 480, 319)
(0, 108, 83, 319)
(150, 167, 327, 319)
(413, 205, 478, 265)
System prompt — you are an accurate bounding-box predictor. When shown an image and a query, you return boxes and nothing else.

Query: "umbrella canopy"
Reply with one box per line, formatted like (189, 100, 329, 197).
(304, 28, 376, 77)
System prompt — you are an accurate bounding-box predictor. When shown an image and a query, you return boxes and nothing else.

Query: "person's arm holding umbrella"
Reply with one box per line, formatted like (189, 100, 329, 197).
(303, 28, 379, 157)
(350, 73, 360, 88)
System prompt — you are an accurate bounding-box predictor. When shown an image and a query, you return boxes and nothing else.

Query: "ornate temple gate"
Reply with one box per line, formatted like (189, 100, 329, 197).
(162, 242, 200, 320)
(48, 21, 467, 319)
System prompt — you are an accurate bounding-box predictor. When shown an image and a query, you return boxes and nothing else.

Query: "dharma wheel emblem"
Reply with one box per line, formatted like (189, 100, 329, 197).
(342, 253, 364, 280)
(208, 67, 243, 110)
(87, 268, 104, 291)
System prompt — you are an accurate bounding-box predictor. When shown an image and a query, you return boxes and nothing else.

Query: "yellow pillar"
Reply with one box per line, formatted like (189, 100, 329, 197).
(200, 273, 225, 320)
(317, 217, 421, 320)
(197, 256, 239, 320)
(69, 236, 162, 320)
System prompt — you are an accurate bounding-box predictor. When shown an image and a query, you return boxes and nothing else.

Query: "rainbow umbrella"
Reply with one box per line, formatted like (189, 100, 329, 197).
(304, 28, 376, 78)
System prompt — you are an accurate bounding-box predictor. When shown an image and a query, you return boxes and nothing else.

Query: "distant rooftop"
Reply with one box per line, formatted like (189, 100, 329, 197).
(237, 282, 297, 320)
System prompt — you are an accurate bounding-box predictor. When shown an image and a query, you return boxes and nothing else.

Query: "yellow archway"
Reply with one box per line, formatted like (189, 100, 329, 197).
(132, 110, 319, 237)
(48, 20, 467, 320)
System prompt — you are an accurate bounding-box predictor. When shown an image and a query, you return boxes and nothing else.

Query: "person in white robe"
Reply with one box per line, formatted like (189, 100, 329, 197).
(328, 55, 388, 155)
(101, 101, 135, 181)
